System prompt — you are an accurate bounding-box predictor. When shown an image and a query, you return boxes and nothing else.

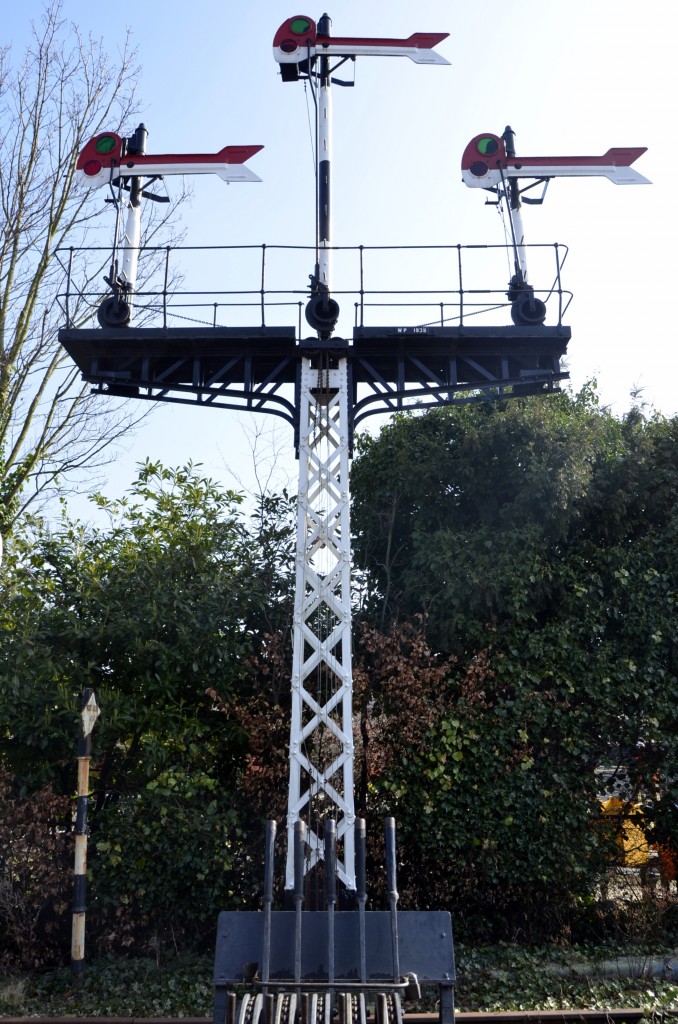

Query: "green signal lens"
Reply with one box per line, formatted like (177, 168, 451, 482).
(290, 17, 312, 34)
(477, 137, 499, 156)
(95, 135, 118, 154)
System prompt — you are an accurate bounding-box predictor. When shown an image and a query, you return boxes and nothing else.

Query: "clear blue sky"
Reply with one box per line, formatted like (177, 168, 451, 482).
(5, 0, 675, 516)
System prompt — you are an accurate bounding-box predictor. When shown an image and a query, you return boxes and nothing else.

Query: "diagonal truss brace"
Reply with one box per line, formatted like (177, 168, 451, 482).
(286, 357, 356, 890)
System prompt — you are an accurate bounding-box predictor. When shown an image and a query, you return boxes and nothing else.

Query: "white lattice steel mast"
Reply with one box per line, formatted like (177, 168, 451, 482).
(288, 357, 355, 888)
(274, 14, 449, 892)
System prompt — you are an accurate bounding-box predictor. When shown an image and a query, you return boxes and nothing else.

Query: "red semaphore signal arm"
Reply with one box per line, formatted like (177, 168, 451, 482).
(77, 132, 264, 187)
(273, 15, 449, 65)
(461, 133, 650, 187)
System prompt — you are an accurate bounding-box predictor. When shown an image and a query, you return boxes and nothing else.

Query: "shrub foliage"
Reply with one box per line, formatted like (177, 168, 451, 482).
(1, 391, 678, 962)
(0, 769, 72, 968)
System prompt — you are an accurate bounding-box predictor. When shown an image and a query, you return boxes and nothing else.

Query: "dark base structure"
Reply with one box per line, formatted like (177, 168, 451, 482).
(212, 820, 455, 1024)
(213, 911, 455, 1024)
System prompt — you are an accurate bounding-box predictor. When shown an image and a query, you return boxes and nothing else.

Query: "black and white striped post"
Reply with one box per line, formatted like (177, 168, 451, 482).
(316, 12, 332, 295)
(303, 13, 341, 338)
(71, 688, 100, 978)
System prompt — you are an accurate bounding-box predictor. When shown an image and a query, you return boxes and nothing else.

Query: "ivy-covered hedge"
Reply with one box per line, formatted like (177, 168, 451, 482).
(351, 391, 678, 939)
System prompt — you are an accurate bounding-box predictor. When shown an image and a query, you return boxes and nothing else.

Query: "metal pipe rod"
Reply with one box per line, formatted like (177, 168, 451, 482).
(294, 819, 306, 984)
(324, 818, 337, 984)
(261, 819, 277, 987)
(120, 198, 142, 298)
(385, 816, 401, 983)
(356, 817, 367, 984)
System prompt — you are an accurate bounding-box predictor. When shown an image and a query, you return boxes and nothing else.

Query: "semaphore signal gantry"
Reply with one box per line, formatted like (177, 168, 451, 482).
(57, 12, 648, 1024)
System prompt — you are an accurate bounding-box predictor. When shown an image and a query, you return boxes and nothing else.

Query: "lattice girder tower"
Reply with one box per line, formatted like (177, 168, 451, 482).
(289, 357, 355, 889)
(273, 12, 451, 895)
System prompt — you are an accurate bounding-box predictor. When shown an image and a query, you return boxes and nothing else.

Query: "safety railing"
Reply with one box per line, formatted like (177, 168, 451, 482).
(55, 241, 572, 332)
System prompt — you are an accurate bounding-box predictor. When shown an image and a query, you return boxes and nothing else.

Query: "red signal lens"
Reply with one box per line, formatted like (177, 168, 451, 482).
(280, 39, 298, 53)
(83, 159, 102, 176)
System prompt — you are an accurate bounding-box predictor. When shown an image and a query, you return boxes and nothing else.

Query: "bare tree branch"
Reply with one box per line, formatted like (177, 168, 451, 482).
(0, 1, 183, 532)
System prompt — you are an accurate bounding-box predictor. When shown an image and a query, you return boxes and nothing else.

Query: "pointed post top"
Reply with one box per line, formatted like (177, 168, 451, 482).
(80, 689, 100, 739)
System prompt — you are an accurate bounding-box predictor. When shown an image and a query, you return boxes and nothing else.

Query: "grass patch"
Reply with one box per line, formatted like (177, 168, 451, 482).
(455, 943, 678, 1012)
(2, 955, 214, 1017)
(2, 944, 678, 1016)
(0, 976, 27, 1012)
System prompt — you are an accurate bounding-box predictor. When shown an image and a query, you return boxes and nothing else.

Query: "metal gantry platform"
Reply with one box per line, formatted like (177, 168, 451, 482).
(58, 240, 571, 449)
(59, 320, 569, 443)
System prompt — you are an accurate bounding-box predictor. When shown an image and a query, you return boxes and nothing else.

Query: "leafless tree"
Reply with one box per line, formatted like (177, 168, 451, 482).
(0, 3, 182, 534)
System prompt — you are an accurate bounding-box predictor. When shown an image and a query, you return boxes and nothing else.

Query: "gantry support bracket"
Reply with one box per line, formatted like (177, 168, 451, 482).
(59, 322, 570, 453)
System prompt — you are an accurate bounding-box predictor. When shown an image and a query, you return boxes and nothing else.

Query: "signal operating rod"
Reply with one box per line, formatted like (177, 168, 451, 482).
(385, 817, 401, 983)
(325, 819, 338, 984)
(262, 819, 277, 988)
(294, 819, 306, 984)
(356, 818, 367, 984)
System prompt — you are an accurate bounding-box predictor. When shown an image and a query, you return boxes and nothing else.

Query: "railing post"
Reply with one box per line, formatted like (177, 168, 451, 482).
(457, 244, 464, 326)
(261, 243, 267, 327)
(554, 242, 563, 325)
(163, 246, 171, 328)
(358, 245, 365, 327)
(65, 247, 75, 327)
